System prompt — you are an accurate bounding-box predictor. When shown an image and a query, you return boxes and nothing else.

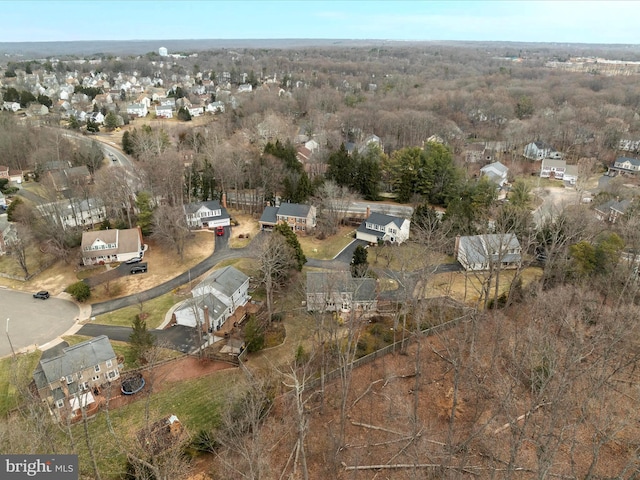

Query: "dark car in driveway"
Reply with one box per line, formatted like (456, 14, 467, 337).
(130, 263, 148, 274)
(33, 291, 50, 299)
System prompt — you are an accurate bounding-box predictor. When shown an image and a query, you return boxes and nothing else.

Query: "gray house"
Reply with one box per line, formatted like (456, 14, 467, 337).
(306, 271, 377, 313)
(173, 292, 229, 331)
(456, 234, 522, 271)
(259, 203, 316, 234)
(33, 335, 120, 422)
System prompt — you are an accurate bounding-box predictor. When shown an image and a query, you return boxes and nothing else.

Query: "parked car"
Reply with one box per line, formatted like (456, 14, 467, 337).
(125, 256, 142, 264)
(130, 264, 147, 274)
(216, 226, 225, 236)
(33, 291, 50, 300)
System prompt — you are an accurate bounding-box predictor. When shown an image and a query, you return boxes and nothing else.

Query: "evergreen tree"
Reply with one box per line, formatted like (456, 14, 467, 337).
(135, 191, 154, 235)
(274, 223, 306, 270)
(122, 130, 134, 154)
(326, 143, 356, 187)
(129, 314, 156, 365)
(104, 111, 119, 130)
(351, 245, 369, 277)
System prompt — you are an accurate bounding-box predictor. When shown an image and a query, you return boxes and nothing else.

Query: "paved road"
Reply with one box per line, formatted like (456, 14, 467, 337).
(90, 230, 243, 316)
(0, 289, 79, 357)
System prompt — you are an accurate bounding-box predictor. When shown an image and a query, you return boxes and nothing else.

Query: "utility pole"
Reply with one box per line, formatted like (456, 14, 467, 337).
(6, 318, 16, 359)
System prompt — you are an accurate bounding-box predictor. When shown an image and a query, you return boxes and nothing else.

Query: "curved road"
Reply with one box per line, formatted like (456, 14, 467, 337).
(0, 289, 79, 357)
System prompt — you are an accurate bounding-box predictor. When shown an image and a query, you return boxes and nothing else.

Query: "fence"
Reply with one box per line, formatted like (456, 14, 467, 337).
(307, 311, 475, 389)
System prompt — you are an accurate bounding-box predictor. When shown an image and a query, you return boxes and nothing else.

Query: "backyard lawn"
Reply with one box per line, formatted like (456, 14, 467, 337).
(298, 226, 356, 260)
(91, 291, 183, 329)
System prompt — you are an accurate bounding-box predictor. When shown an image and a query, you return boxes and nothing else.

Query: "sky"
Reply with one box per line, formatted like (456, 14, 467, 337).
(1, 1, 639, 45)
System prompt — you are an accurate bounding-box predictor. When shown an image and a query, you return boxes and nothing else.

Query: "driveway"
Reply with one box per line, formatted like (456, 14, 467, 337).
(89, 234, 241, 316)
(0, 289, 79, 357)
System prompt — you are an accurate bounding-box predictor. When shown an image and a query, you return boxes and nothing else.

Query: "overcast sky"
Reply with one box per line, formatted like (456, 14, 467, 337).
(1, 1, 638, 44)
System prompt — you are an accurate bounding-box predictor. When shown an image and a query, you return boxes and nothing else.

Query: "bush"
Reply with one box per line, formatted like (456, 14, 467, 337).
(244, 315, 265, 353)
(66, 281, 91, 302)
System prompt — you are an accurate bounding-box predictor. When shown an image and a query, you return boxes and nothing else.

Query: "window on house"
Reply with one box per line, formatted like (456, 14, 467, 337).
(94, 365, 100, 373)
(108, 371, 117, 380)
(55, 399, 64, 409)
(66, 375, 74, 384)
(80, 382, 89, 391)
(92, 375, 100, 382)
(106, 359, 113, 368)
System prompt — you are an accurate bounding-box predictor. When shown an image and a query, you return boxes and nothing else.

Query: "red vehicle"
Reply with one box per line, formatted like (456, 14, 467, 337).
(216, 226, 225, 236)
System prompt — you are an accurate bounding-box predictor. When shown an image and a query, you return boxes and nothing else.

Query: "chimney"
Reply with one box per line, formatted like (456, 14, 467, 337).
(202, 305, 210, 333)
(366, 205, 371, 218)
(222, 193, 227, 209)
(454, 235, 461, 259)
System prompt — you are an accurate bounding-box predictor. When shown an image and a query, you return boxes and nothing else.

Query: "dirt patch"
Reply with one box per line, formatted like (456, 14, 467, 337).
(107, 356, 234, 410)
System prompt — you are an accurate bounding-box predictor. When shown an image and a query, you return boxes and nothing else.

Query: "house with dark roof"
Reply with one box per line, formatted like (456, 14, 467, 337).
(81, 227, 143, 265)
(306, 271, 377, 313)
(183, 199, 230, 229)
(611, 157, 640, 175)
(37, 198, 106, 230)
(594, 198, 632, 223)
(259, 203, 316, 234)
(173, 292, 230, 332)
(356, 210, 410, 245)
(523, 141, 563, 161)
(32, 335, 120, 422)
(190, 266, 250, 325)
(455, 234, 522, 271)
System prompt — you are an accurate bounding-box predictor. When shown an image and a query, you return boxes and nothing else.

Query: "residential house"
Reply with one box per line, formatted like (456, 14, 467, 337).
(0, 165, 9, 179)
(37, 198, 106, 230)
(259, 203, 317, 234)
(183, 199, 230, 229)
(155, 105, 173, 118)
(611, 156, 640, 175)
(159, 97, 176, 108)
(356, 209, 410, 245)
(2, 101, 21, 112)
(182, 266, 250, 331)
(86, 111, 104, 124)
(206, 101, 225, 114)
(237, 84, 253, 93)
(0, 215, 16, 255)
(523, 141, 563, 161)
(594, 198, 632, 223)
(32, 335, 120, 422)
(25, 104, 49, 117)
(81, 227, 143, 265)
(540, 158, 567, 179)
(187, 105, 204, 117)
(48, 165, 92, 193)
(563, 165, 578, 185)
(465, 143, 490, 163)
(306, 271, 377, 313)
(455, 234, 522, 271)
(480, 161, 509, 187)
(126, 103, 148, 117)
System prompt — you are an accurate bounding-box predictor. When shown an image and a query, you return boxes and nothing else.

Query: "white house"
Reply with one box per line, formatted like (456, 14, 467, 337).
(183, 199, 230, 229)
(187, 105, 204, 117)
(176, 266, 250, 331)
(612, 156, 640, 174)
(563, 165, 578, 185)
(480, 161, 509, 187)
(455, 234, 522, 271)
(86, 111, 105, 124)
(126, 103, 148, 117)
(524, 141, 563, 161)
(37, 198, 106, 230)
(237, 84, 253, 93)
(2, 101, 21, 112)
(306, 271, 377, 313)
(206, 101, 225, 114)
(539, 158, 567, 179)
(0, 215, 16, 256)
(155, 105, 173, 118)
(356, 210, 410, 245)
(81, 227, 143, 266)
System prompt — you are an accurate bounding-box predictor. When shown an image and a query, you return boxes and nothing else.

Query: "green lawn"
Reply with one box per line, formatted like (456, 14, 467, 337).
(72, 368, 244, 478)
(298, 226, 356, 260)
(0, 351, 42, 416)
(92, 292, 182, 329)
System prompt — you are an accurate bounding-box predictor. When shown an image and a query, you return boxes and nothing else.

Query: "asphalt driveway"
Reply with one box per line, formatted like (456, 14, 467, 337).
(0, 289, 79, 357)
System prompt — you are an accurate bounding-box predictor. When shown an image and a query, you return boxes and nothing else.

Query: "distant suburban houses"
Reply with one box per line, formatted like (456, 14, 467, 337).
(37, 198, 106, 230)
(594, 198, 633, 223)
(523, 141, 563, 161)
